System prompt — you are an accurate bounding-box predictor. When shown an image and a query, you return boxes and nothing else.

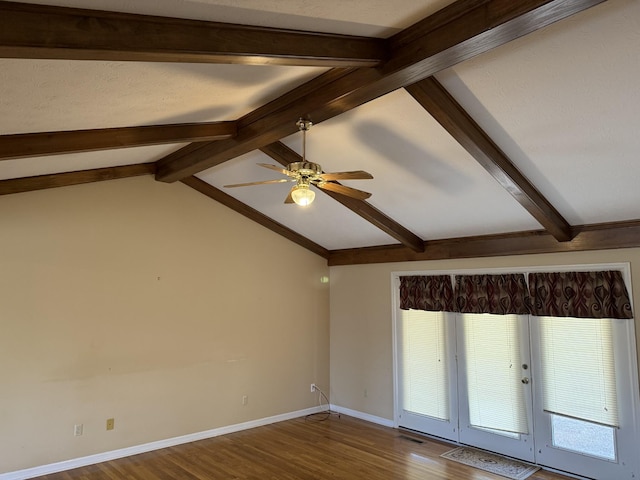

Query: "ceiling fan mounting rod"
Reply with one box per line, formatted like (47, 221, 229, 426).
(296, 118, 313, 163)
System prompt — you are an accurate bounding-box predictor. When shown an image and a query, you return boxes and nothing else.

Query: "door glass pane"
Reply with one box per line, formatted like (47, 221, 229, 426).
(539, 317, 619, 427)
(401, 309, 449, 420)
(551, 414, 616, 461)
(462, 313, 529, 434)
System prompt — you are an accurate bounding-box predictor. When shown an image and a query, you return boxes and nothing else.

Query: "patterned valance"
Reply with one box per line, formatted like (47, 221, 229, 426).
(528, 271, 633, 319)
(455, 274, 530, 315)
(399, 275, 454, 312)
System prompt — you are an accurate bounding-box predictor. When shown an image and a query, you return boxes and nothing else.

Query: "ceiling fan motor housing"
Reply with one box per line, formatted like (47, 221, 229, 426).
(288, 161, 322, 178)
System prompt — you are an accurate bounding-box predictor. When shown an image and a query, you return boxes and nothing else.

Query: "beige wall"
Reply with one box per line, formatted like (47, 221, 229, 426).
(330, 249, 640, 421)
(0, 176, 330, 474)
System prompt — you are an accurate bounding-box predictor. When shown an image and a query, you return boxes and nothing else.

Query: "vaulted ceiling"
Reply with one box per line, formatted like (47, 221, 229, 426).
(1, 0, 639, 265)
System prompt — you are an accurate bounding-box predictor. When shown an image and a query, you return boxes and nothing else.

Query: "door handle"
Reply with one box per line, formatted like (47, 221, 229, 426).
(521, 377, 530, 384)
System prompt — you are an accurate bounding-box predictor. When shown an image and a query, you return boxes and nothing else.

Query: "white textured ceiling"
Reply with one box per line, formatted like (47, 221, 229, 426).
(438, 0, 640, 226)
(2, 0, 640, 251)
(0, 60, 326, 133)
(12, 0, 453, 36)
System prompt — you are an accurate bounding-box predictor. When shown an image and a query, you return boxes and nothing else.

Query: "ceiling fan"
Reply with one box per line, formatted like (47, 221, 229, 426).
(224, 119, 373, 206)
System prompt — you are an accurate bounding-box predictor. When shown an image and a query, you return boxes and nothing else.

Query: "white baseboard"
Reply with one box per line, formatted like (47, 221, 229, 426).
(1, 406, 323, 480)
(329, 404, 394, 428)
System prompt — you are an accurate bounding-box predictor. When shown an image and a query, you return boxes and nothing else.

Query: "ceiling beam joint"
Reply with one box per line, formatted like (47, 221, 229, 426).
(405, 77, 573, 242)
(154, 0, 606, 183)
(328, 220, 640, 266)
(260, 142, 425, 253)
(181, 176, 330, 259)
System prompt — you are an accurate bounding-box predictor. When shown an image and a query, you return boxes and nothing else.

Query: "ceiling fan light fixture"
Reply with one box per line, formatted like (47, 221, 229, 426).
(224, 119, 372, 205)
(291, 184, 315, 206)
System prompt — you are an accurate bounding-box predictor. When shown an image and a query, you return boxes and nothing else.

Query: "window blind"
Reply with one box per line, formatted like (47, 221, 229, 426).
(463, 313, 529, 434)
(401, 309, 449, 420)
(539, 316, 619, 427)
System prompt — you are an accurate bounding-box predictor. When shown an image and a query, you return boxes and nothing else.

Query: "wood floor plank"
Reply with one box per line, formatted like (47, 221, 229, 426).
(34, 415, 573, 479)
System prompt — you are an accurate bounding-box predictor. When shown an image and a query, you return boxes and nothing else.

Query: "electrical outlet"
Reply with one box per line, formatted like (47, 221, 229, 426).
(74, 424, 83, 436)
(106, 418, 115, 431)
(310, 383, 316, 392)
(242, 395, 248, 405)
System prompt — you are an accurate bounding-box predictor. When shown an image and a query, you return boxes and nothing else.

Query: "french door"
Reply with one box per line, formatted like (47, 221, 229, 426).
(395, 301, 640, 479)
(529, 315, 640, 479)
(396, 309, 458, 442)
(456, 313, 535, 462)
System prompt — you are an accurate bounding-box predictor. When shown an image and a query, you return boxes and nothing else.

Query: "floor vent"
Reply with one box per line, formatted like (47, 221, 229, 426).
(399, 435, 424, 444)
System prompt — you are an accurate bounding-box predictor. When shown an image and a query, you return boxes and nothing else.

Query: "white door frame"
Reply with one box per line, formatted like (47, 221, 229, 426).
(392, 262, 640, 479)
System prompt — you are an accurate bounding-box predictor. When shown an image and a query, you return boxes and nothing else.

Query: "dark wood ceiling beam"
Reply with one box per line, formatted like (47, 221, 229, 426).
(155, 0, 605, 183)
(0, 122, 237, 160)
(405, 77, 573, 242)
(328, 220, 640, 266)
(0, 163, 155, 196)
(155, 68, 358, 182)
(181, 176, 330, 259)
(0, 1, 385, 67)
(260, 141, 425, 253)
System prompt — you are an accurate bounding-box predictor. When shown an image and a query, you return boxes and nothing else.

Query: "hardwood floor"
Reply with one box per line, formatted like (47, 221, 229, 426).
(36, 414, 574, 480)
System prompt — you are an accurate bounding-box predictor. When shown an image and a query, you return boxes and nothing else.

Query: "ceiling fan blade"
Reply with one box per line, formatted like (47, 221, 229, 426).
(257, 163, 296, 177)
(284, 186, 295, 204)
(317, 182, 371, 200)
(318, 170, 373, 181)
(224, 178, 292, 188)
